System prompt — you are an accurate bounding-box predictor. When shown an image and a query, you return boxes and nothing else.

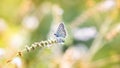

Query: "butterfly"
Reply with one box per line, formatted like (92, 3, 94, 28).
(54, 23, 66, 38)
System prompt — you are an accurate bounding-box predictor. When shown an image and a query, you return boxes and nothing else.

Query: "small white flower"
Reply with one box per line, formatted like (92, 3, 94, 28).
(73, 27, 97, 41)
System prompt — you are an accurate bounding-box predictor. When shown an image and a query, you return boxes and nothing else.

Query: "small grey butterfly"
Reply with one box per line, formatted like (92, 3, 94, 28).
(54, 23, 66, 38)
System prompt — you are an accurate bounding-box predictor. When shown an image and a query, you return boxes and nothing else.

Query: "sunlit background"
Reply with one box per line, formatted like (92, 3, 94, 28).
(0, 0, 120, 68)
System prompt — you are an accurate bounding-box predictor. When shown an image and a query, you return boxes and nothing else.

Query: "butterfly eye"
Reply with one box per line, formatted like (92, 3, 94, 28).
(54, 34, 58, 37)
(54, 34, 56, 35)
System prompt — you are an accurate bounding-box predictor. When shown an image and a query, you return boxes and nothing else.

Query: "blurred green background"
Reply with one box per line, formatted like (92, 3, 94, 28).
(0, 0, 120, 68)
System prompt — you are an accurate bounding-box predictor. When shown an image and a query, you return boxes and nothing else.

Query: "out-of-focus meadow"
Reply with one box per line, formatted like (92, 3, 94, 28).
(0, 0, 120, 68)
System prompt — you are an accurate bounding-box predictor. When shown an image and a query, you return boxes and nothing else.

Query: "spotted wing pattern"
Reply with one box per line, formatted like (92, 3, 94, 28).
(54, 23, 66, 38)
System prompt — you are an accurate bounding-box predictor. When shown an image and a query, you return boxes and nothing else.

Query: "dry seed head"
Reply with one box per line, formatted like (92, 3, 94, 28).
(40, 41, 44, 47)
(25, 46, 30, 52)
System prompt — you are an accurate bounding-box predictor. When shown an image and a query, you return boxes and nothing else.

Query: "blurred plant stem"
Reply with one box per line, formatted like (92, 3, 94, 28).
(89, 17, 113, 61)
(92, 54, 120, 68)
(89, 3, 118, 61)
(70, 0, 115, 28)
(105, 23, 120, 41)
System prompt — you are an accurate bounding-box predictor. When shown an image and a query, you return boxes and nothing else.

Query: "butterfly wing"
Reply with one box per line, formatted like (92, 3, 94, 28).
(54, 23, 66, 38)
